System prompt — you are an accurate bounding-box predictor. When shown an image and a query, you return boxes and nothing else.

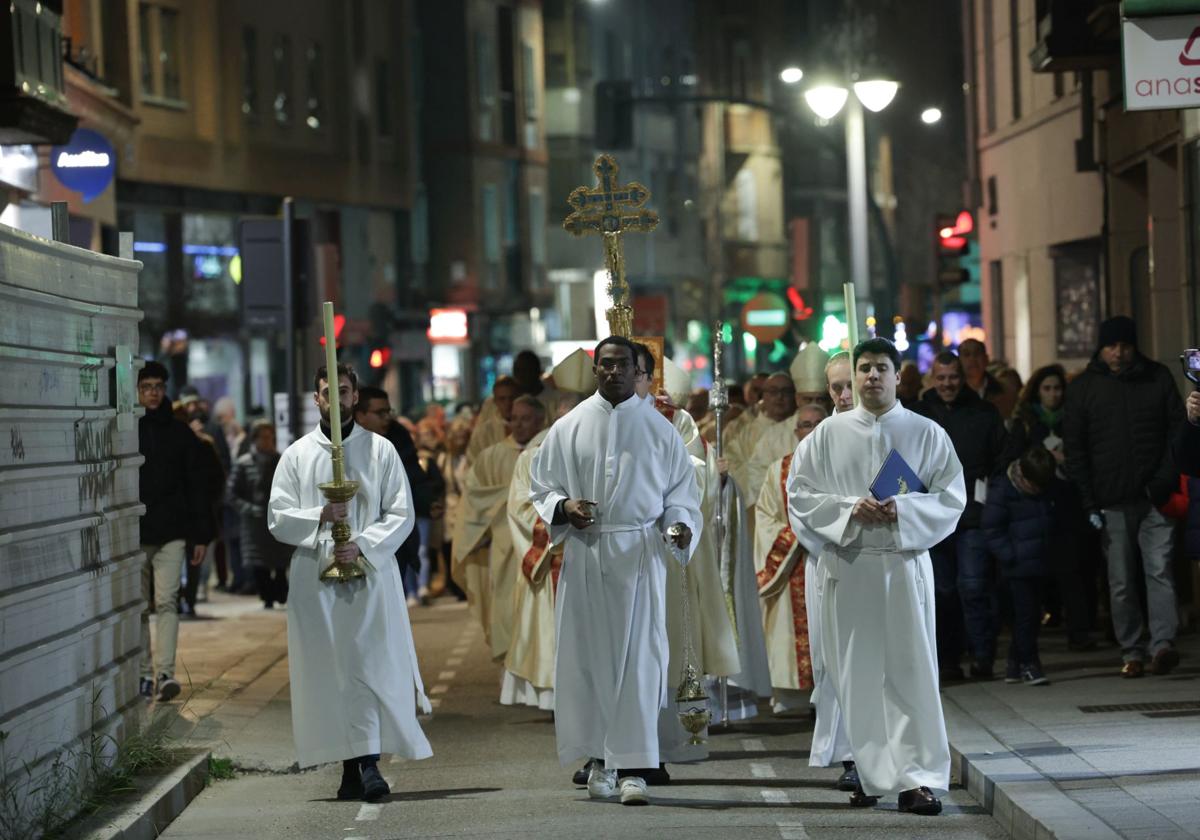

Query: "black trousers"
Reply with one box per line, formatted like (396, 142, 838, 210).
(1007, 576, 1042, 666)
(254, 566, 288, 606)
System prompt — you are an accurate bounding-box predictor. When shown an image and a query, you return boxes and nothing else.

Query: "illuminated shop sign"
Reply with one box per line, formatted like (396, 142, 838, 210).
(50, 128, 117, 202)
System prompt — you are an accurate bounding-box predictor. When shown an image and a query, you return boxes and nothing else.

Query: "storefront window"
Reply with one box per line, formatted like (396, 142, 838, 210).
(133, 210, 169, 326)
(182, 214, 239, 318)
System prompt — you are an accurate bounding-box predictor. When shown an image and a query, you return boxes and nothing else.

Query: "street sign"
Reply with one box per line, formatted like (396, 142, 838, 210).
(740, 291, 790, 343)
(1122, 13, 1200, 110)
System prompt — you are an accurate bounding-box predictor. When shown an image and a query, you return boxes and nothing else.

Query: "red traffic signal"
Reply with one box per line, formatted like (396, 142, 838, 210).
(369, 347, 391, 369)
(318, 314, 346, 347)
(937, 210, 973, 254)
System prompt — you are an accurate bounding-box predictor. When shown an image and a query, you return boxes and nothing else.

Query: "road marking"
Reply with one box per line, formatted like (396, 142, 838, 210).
(438, 670, 457, 681)
(355, 803, 382, 821)
(451, 648, 469, 657)
(431, 697, 442, 709)
(446, 657, 463, 666)
(741, 738, 766, 752)
(761, 789, 789, 805)
(750, 762, 777, 779)
(429, 684, 449, 695)
(777, 821, 809, 840)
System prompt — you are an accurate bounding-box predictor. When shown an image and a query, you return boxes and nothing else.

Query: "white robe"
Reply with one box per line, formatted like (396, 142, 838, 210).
(268, 423, 432, 768)
(530, 392, 702, 770)
(786, 403, 965, 796)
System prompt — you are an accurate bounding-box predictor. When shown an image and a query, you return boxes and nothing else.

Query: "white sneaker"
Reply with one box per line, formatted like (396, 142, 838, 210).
(619, 776, 648, 806)
(586, 765, 617, 799)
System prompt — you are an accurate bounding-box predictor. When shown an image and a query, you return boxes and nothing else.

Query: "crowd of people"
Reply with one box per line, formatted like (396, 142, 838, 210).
(134, 315, 1194, 811)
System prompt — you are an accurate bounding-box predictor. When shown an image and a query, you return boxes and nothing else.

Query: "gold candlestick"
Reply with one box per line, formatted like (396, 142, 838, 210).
(319, 301, 367, 582)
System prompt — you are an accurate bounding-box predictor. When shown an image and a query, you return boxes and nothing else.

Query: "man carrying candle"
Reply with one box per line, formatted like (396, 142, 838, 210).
(268, 361, 433, 802)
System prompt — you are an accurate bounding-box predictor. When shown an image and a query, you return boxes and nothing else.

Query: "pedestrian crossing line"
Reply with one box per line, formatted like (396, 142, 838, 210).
(750, 762, 777, 779)
(437, 670, 457, 681)
(430, 697, 442, 709)
(776, 821, 809, 840)
(446, 656, 463, 666)
(355, 803, 383, 821)
(741, 738, 766, 752)
(450, 647, 469, 657)
(429, 684, 449, 695)
(761, 789, 790, 805)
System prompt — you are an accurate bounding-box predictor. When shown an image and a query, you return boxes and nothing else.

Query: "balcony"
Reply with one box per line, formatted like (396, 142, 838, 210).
(1029, 0, 1120, 73)
(0, 0, 77, 144)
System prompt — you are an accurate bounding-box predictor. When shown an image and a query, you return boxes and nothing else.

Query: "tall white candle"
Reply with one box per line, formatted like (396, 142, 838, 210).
(843, 282, 859, 408)
(322, 301, 342, 447)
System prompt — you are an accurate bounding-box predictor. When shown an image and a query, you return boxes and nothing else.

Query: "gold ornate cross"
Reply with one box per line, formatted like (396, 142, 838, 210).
(563, 154, 659, 337)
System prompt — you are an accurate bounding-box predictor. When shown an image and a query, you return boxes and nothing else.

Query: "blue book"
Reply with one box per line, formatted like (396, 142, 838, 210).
(869, 449, 926, 501)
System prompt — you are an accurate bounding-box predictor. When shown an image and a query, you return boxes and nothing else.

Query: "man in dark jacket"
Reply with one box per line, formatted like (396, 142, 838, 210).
(1064, 316, 1184, 678)
(354, 386, 433, 601)
(137, 361, 212, 702)
(915, 350, 1011, 679)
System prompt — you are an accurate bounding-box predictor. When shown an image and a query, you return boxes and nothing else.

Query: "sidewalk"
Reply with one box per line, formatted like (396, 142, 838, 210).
(165, 591, 296, 772)
(942, 630, 1200, 840)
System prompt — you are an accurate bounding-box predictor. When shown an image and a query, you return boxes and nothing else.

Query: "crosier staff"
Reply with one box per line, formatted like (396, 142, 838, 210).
(710, 321, 731, 727)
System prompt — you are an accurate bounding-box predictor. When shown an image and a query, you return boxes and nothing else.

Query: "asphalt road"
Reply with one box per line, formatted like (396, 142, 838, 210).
(159, 600, 1007, 840)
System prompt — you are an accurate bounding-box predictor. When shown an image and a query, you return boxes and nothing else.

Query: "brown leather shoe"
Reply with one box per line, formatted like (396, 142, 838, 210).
(849, 784, 879, 808)
(1151, 648, 1180, 676)
(1121, 660, 1144, 679)
(898, 786, 943, 815)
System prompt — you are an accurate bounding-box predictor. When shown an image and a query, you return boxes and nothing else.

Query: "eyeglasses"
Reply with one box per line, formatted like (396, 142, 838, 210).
(597, 358, 633, 372)
(138, 382, 165, 393)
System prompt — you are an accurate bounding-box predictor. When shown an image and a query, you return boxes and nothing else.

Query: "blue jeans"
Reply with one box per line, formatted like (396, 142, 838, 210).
(931, 528, 997, 666)
(401, 518, 434, 596)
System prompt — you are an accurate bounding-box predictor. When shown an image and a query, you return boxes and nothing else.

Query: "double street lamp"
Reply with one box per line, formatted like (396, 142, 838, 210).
(780, 68, 942, 343)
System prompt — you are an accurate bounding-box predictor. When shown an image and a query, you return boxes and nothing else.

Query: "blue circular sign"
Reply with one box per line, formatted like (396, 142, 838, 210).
(51, 128, 116, 203)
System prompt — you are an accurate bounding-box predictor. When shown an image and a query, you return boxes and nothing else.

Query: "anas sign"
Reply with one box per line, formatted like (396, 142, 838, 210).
(50, 128, 116, 201)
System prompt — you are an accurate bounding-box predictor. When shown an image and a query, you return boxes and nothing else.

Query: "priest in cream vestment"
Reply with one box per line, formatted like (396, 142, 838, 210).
(453, 395, 546, 660)
(786, 339, 965, 816)
(268, 364, 431, 803)
(754, 404, 827, 712)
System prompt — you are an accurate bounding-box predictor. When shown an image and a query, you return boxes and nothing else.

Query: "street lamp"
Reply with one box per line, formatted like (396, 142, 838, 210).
(920, 107, 943, 125)
(797, 76, 898, 327)
(780, 66, 804, 85)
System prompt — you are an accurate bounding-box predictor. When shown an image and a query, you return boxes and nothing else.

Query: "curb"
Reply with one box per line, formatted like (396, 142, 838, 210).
(943, 697, 1121, 840)
(74, 749, 211, 840)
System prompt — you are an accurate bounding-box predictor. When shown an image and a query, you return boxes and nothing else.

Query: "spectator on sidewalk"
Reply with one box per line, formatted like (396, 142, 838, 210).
(1010, 365, 1097, 651)
(181, 405, 226, 615)
(958, 339, 1007, 414)
(415, 420, 449, 599)
(229, 420, 290, 609)
(983, 446, 1059, 686)
(137, 361, 212, 702)
(210, 396, 249, 594)
(1064, 315, 1185, 678)
(354, 386, 433, 605)
(915, 351, 1012, 680)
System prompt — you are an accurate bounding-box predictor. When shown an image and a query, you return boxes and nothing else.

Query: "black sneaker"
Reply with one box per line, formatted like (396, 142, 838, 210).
(139, 677, 154, 700)
(1020, 664, 1049, 686)
(1004, 661, 1021, 684)
(361, 765, 390, 802)
(572, 758, 599, 786)
(969, 660, 994, 680)
(337, 761, 363, 800)
(156, 674, 181, 702)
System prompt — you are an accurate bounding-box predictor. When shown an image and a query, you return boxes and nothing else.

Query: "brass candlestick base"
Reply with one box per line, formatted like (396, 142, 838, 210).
(318, 446, 368, 582)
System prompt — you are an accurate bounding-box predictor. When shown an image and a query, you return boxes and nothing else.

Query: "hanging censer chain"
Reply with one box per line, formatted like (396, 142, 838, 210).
(669, 526, 711, 745)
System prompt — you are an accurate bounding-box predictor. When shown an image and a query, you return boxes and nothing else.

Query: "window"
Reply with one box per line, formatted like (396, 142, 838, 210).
(306, 43, 323, 129)
(529, 189, 546, 268)
(987, 175, 999, 216)
(983, 0, 996, 132)
(241, 27, 257, 117)
(375, 59, 391, 137)
(138, 1, 184, 104)
(475, 30, 495, 141)
(1009, 0, 1021, 122)
(522, 42, 537, 118)
(273, 35, 292, 125)
(482, 184, 500, 287)
(1053, 71, 1064, 99)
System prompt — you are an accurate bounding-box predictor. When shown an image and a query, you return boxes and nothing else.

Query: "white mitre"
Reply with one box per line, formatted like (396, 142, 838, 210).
(790, 342, 829, 394)
(662, 356, 691, 407)
(552, 348, 595, 395)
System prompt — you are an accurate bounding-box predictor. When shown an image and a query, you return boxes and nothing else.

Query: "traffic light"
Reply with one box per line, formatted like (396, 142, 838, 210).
(369, 347, 391, 369)
(935, 211, 973, 287)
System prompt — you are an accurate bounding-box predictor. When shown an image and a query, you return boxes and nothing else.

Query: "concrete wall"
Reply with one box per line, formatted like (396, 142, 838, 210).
(0, 224, 144, 826)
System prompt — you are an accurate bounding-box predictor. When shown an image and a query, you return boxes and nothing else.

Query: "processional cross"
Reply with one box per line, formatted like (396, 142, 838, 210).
(563, 154, 659, 337)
